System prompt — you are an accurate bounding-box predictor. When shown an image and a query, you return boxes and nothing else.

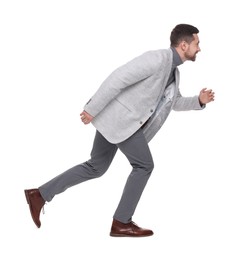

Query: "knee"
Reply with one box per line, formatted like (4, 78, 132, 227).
(137, 159, 154, 176)
(85, 161, 107, 178)
(93, 166, 108, 178)
(145, 159, 154, 174)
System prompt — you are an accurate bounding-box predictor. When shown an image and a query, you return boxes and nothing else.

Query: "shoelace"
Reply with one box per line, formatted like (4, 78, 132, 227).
(131, 221, 139, 227)
(42, 203, 46, 214)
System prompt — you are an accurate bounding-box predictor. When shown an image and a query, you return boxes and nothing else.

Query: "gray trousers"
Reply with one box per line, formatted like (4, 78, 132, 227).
(39, 128, 154, 223)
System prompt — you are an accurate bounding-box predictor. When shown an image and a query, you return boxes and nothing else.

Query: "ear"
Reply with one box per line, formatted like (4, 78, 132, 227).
(180, 41, 188, 52)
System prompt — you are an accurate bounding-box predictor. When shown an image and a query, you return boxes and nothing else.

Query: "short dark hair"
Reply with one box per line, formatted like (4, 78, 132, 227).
(170, 24, 199, 47)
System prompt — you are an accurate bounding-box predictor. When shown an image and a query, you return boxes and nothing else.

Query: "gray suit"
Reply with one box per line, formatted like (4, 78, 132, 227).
(39, 48, 204, 224)
(84, 48, 203, 144)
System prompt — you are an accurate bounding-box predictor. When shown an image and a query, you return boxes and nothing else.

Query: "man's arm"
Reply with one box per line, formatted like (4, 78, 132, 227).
(173, 88, 215, 111)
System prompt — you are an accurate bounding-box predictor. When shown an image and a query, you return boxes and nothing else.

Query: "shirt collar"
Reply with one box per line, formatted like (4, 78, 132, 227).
(171, 47, 183, 67)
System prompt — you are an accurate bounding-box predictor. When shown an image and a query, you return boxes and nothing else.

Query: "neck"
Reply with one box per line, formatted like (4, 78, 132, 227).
(174, 47, 186, 63)
(171, 47, 183, 66)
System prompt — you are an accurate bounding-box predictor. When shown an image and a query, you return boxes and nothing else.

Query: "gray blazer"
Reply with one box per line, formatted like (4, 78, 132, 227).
(84, 48, 203, 144)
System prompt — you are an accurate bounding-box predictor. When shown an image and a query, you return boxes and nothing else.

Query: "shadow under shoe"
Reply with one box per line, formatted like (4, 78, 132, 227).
(24, 189, 45, 228)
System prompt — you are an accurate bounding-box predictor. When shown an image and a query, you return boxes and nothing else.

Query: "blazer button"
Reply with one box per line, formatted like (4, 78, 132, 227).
(150, 109, 153, 113)
(140, 121, 143, 125)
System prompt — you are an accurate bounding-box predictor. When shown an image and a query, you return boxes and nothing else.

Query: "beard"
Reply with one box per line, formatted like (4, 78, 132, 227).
(186, 51, 198, 61)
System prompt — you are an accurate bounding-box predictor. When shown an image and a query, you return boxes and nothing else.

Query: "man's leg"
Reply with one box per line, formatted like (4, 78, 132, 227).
(39, 131, 118, 201)
(25, 131, 117, 228)
(113, 128, 154, 223)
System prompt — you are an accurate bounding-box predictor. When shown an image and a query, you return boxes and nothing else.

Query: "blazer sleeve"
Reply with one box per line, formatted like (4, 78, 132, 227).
(172, 88, 205, 111)
(84, 51, 160, 117)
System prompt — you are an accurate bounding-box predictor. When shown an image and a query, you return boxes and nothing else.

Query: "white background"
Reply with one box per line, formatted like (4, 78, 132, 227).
(1, 0, 240, 259)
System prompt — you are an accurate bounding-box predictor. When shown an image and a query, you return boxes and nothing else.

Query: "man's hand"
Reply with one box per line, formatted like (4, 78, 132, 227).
(80, 110, 94, 124)
(199, 88, 215, 105)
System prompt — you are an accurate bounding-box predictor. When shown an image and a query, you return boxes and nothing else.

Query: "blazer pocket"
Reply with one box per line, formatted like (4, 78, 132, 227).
(114, 98, 132, 112)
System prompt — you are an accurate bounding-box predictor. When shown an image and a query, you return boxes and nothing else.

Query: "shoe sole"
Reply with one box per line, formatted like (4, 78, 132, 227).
(24, 190, 30, 204)
(24, 190, 41, 228)
(110, 233, 153, 237)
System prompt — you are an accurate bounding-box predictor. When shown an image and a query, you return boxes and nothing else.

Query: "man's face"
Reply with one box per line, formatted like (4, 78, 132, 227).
(184, 34, 201, 61)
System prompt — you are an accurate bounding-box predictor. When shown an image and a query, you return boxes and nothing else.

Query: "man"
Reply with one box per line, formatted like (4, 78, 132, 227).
(24, 24, 215, 237)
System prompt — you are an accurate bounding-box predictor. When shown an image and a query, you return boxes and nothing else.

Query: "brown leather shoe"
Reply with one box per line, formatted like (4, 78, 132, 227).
(24, 189, 45, 228)
(110, 219, 154, 237)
